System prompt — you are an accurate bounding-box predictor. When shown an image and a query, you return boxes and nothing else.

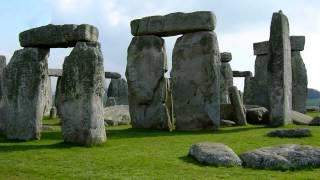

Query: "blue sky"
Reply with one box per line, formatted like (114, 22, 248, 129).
(0, 0, 319, 90)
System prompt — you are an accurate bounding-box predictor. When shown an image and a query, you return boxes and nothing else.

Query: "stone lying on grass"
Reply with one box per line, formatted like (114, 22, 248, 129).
(240, 144, 320, 170)
(221, 120, 236, 127)
(104, 105, 130, 126)
(267, 128, 311, 138)
(291, 111, 313, 125)
(188, 142, 242, 167)
(309, 117, 320, 126)
(246, 106, 269, 125)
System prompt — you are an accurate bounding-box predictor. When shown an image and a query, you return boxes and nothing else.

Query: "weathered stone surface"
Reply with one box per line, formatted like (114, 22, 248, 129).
(309, 117, 320, 126)
(48, 69, 62, 77)
(1, 48, 49, 140)
(126, 35, 172, 130)
(220, 52, 232, 63)
(253, 41, 269, 55)
(221, 104, 235, 121)
(43, 75, 52, 116)
(292, 51, 307, 113)
(0, 55, 6, 109)
(268, 11, 292, 126)
(49, 106, 57, 119)
(54, 76, 62, 117)
(189, 142, 242, 166)
(233, 71, 253, 77)
(240, 144, 320, 170)
(131, 11, 216, 37)
(106, 78, 128, 106)
(221, 120, 236, 127)
(104, 105, 130, 126)
(19, 24, 98, 48)
(60, 42, 106, 146)
(246, 106, 269, 125)
(105, 71, 121, 79)
(229, 86, 247, 125)
(267, 128, 311, 137)
(291, 111, 312, 125)
(172, 31, 220, 130)
(220, 62, 233, 104)
(290, 36, 305, 51)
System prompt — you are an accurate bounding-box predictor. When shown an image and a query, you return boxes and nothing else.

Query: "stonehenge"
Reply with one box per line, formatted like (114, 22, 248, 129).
(106, 78, 128, 106)
(220, 52, 233, 104)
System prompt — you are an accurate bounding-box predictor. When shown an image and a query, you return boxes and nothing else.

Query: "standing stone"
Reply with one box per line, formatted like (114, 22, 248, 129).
(0, 55, 6, 133)
(172, 31, 220, 130)
(220, 52, 233, 104)
(106, 78, 128, 106)
(291, 36, 307, 113)
(60, 42, 106, 146)
(55, 76, 62, 117)
(43, 76, 52, 115)
(49, 106, 57, 119)
(229, 86, 247, 125)
(1, 48, 49, 140)
(268, 11, 292, 126)
(126, 35, 172, 130)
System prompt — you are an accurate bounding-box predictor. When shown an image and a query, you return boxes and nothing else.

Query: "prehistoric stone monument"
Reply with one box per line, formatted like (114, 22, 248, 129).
(220, 52, 233, 104)
(127, 11, 221, 130)
(0, 55, 7, 134)
(106, 78, 128, 106)
(0, 24, 106, 145)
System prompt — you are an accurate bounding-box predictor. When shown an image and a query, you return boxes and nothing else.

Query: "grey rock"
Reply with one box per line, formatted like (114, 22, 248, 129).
(292, 51, 307, 113)
(291, 111, 312, 125)
(48, 69, 62, 77)
(268, 11, 292, 126)
(267, 128, 311, 137)
(172, 31, 220, 130)
(309, 117, 320, 126)
(106, 78, 128, 106)
(0, 55, 6, 111)
(131, 11, 216, 37)
(221, 104, 235, 121)
(229, 86, 247, 125)
(232, 71, 253, 77)
(1, 48, 49, 140)
(60, 42, 106, 146)
(104, 105, 130, 126)
(240, 144, 320, 170)
(220, 62, 233, 104)
(126, 35, 172, 130)
(105, 71, 121, 79)
(246, 106, 269, 125)
(290, 36, 305, 51)
(49, 106, 57, 119)
(221, 120, 236, 127)
(105, 97, 117, 107)
(19, 24, 98, 48)
(253, 41, 269, 55)
(43, 76, 52, 116)
(189, 142, 242, 166)
(54, 76, 62, 117)
(220, 52, 232, 63)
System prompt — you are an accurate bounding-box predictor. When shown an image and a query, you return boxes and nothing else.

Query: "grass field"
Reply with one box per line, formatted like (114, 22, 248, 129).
(0, 113, 320, 179)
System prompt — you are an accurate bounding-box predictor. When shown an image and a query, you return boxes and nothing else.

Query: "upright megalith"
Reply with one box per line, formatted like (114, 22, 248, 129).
(220, 52, 233, 104)
(172, 31, 221, 130)
(106, 78, 128, 106)
(291, 36, 307, 113)
(126, 35, 172, 130)
(268, 11, 292, 126)
(60, 42, 106, 146)
(131, 11, 216, 37)
(229, 86, 247, 125)
(0, 55, 6, 133)
(19, 24, 98, 48)
(1, 48, 49, 140)
(43, 75, 52, 116)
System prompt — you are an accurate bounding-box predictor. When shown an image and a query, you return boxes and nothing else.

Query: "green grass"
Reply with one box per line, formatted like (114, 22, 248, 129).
(1, 117, 320, 179)
(307, 111, 320, 118)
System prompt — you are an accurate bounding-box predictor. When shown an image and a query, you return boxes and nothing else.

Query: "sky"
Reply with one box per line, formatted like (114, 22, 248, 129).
(0, 0, 319, 91)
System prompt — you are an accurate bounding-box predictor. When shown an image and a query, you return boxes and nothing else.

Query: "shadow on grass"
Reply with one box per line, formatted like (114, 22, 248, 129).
(179, 155, 207, 167)
(107, 126, 267, 139)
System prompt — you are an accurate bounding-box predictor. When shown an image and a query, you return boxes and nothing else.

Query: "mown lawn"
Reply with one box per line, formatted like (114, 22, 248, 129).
(0, 114, 320, 179)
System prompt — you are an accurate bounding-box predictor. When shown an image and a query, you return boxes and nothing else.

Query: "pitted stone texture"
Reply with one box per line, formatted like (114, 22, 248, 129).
(172, 31, 220, 130)
(220, 62, 233, 104)
(268, 11, 292, 126)
(60, 42, 106, 146)
(1, 48, 48, 140)
(105, 71, 121, 79)
(126, 35, 172, 130)
(43, 76, 52, 116)
(19, 24, 98, 48)
(220, 52, 232, 63)
(267, 128, 311, 138)
(290, 36, 305, 51)
(48, 69, 62, 77)
(240, 144, 320, 170)
(131, 11, 216, 37)
(253, 41, 269, 55)
(106, 78, 128, 106)
(232, 71, 252, 77)
(189, 142, 242, 167)
(54, 76, 62, 117)
(229, 86, 247, 125)
(292, 51, 307, 113)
